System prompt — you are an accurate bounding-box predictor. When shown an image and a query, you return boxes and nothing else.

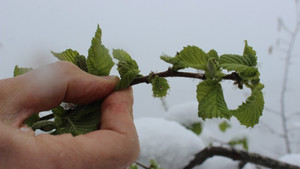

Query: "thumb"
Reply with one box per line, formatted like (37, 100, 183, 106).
(0, 61, 118, 127)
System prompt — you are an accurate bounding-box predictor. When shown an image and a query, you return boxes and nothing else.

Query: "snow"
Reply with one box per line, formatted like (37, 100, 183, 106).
(194, 157, 239, 169)
(164, 101, 201, 127)
(135, 117, 205, 169)
(134, 101, 300, 169)
(279, 154, 300, 167)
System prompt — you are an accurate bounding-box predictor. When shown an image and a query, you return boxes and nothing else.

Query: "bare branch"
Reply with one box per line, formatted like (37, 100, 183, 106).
(183, 147, 300, 169)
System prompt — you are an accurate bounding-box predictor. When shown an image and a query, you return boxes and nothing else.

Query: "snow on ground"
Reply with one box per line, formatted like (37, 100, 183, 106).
(194, 157, 239, 169)
(164, 101, 200, 127)
(135, 117, 205, 169)
(134, 101, 300, 168)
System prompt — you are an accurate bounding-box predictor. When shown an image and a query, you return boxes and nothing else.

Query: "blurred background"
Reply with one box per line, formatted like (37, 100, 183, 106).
(1, 0, 299, 166)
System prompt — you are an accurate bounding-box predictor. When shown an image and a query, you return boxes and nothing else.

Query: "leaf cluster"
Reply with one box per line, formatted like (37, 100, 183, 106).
(14, 25, 265, 135)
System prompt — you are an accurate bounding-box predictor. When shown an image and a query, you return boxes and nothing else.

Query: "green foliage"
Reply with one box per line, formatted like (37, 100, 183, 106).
(32, 120, 56, 132)
(207, 49, 219, 60)
(13, 65, 33, 77)
(219, 121, 231, 132)
(24, 113, 40, 127)
(87, 25, 114, 76)
(177, 46, 209, 70)
(186, 122, 202, 135)
(232, 84, 264, 127)
(197, 80, 230, 120)
(151, 75, 170, 97)
(14, 25, 265, 135)
(51, 49, 79, 64)
(228, 137, 248, 150)
(160, 54, 187, 71)
(75, 55, 88, 72)
(129, 164, 138, 169)
(113, 49, 141, 90)
(149, 159, 165, 169)
(219, 41, 259, 81)
(53, 102, 101, 136)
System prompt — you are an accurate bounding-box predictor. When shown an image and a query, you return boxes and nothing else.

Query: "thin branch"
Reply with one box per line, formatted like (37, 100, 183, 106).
(135, 161, 150, 169)
(183, 147, 300, 169)
(277, 1, 300, 153)
(130, 68, 241, 86)
(279, 19, 300, 154)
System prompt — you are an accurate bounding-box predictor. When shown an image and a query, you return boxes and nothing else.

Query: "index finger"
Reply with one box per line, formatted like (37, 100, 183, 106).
(0, 61, 118, 127)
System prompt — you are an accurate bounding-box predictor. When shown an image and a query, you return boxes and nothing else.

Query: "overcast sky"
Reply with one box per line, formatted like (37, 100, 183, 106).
(1, 0, 299, 129)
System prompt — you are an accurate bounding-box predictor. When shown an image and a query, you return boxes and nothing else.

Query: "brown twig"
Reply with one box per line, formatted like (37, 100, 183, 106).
(130, 68, 240, 86)
(183, 147, 300, 169)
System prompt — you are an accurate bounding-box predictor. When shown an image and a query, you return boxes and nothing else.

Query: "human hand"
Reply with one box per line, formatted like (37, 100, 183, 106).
(0, 61, 139, 169)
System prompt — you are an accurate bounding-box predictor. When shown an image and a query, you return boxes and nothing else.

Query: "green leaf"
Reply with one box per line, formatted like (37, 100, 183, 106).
(219, 54, 260, 80)
(24, 113, 40, 127)
(160, 54, 187, 71)
(232, 83, 264, 127)
(32, 120, 57, 132)
(52, 106, 66, 116)
(197, 80, 231, 120)
(55, 102, 101, 136)
(13, 65, 33, 77)
(207, 49, 219, 60)
(219, 121, 231, 132)
(243, 40, 257, 66)
(74, 55, 88, 72)
(51, 49, 79, 64)
(177, 46, 209, 70)
(186, 122, 202, 135)
(205, 58, 218, 79)
(113, 49, 140, 90)
(151, 76, 170, 98)
(129, 164, 138, 169)
(228, 137, 248, 150)
(219, 42, 259, 81)
(150, 159, 165, 169)
(87, 25, 114, 76)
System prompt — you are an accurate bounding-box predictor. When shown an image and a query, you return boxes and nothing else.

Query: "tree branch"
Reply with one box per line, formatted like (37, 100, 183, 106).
(130, 68, 241, 86)
(183, 147, 300, 169)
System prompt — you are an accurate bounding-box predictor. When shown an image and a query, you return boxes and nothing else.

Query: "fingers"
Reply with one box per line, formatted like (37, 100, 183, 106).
(0, 61, 118, 127)
(75, 87, 139, 168)
(100, 87, 135, 134)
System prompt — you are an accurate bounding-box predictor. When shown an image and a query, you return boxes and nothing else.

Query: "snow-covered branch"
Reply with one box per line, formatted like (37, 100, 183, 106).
(183, 146, 300, 169)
